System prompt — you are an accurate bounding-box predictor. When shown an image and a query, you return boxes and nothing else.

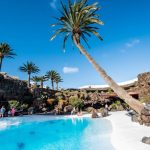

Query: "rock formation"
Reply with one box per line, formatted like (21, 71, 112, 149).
(137, 72, 150, 103)
(0, 73, 30, 101)
(142, 137, 150, 145)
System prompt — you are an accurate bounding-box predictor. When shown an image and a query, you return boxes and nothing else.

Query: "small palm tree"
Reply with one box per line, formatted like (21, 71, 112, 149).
(0, 43, 16, 72)
(50, 0, 144, 114)
(46, 70, 59, 90)
(32, 76, 40, 87)
(37, 76, 48, 88)
(19, 61, 40, 87)
(54, 74, 63, 90)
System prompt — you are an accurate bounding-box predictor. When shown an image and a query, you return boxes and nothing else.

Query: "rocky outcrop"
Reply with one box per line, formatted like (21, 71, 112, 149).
(0, 73, 30, 101)
(142, 137, 150, 145)
(91, 109, 99, 118)
(99, 108, 108, 117)
(138, 72, 150, 103)
(140, 106, 150, 126)
(64, 105, 73, 113)
(131, 104, 150, 126)
(1, 71, 150, 117)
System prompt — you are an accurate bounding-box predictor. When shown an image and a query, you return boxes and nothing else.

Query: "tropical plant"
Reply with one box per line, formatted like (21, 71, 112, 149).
(32, 75, 47, 88)
(55, 92, 64, 100)
(50, 0, 144, 114)
(54, 74, 63, 90)
(8, 100, 20, 109)
(0, 43, 16, 72)
(20, 104, 28, 110)
(38, 76, 48, 88)
(69, 96, 84, 109)
(46, 70, 59, 90)
(32, 76, 40, 87)
(19, 61, 40, 87)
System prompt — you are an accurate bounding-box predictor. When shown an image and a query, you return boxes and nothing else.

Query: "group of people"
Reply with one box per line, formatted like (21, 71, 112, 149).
(71, 107, 83, 116)
(71, 104, 109, 118)
(0, 106, 16, 118)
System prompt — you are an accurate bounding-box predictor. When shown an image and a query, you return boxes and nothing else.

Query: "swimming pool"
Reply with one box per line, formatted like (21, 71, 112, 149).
(0, 115, 114, 150)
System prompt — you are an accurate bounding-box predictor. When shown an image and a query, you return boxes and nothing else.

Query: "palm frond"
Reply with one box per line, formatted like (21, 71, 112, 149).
(19, 61, 40, 74)
(0, 43, 16, 59)
(50, 0, 104, 50)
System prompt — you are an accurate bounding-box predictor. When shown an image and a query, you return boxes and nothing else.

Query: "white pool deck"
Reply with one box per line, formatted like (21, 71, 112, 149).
(0, 111, 149, 150)
(106, 111, 150, 150)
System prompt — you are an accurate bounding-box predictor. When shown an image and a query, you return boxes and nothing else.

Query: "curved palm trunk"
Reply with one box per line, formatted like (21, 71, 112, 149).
(73, 36, 144, 114)
(0, 57, 3, 72)
(28, 73, 31, 87)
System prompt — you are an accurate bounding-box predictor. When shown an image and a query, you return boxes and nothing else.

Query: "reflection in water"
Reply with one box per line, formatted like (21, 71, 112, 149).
(71, 116, 83, 125)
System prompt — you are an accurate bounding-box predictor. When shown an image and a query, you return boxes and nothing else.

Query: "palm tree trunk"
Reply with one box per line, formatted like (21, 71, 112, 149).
(56, 83, 58, 91)
(73, 35, 144, 114)
(0, 57, 3, 72)
(41, 81, 43, 88)
(34, 82, 37, 88)
(28, 74, 31, 87)
(51, 80, 54, 90)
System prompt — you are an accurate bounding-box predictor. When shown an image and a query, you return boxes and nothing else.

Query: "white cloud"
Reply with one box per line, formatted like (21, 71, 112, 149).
(125, 39, 140, 48)
(50, 0, 57, 9)
(63, 67, 79, 74)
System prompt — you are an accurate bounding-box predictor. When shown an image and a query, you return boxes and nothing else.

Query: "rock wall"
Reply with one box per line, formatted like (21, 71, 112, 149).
(0, 73, 30, 101)
(138, 72, 150, 103)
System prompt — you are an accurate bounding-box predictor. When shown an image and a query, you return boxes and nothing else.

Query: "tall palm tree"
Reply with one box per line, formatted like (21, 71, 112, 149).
(0, 43, 16, 72)
(54, 74, 63, 90)
(50, 0, 144, 114)
(19, 62, 40, 87)
(46, 70, 58, 90)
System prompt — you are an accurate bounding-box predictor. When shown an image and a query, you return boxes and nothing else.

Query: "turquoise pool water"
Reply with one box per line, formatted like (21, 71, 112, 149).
(0, 116, 114, 150)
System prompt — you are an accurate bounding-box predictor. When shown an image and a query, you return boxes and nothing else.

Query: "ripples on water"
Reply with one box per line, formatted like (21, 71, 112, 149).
(0, 116, 114, 150)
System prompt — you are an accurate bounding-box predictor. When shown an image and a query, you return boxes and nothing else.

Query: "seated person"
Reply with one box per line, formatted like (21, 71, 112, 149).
(91, 108, 99, 118)
(71, 107, 76, 115)
(77, 110, 83, 116)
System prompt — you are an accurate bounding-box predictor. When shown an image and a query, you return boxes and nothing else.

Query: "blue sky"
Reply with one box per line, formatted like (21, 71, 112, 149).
(0, 0, 150, 88)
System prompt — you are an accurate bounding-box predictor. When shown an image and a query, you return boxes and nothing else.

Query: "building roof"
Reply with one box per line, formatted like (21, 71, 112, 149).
(79, 78, 138, 90)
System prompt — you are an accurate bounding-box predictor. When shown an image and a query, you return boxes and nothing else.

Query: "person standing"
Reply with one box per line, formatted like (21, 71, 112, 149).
(8, 110, 11, 117)
(11, 107, 16, 117)
(0, 106, 6, 118)
(105, 104, 108, 111)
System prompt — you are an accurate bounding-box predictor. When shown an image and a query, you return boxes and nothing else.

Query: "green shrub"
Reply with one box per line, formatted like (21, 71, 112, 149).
(111, 103, 117, 110)
(69, 96, 83, 109)
(20, 104, 28, 110)
(115, 100, 121, 105)
(85, 107, 93, 113)
(8, 100, 20, 109)
(108, 88, 113, 94)
(110, 100, 124, 111)
(110, 100, 121, 110)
